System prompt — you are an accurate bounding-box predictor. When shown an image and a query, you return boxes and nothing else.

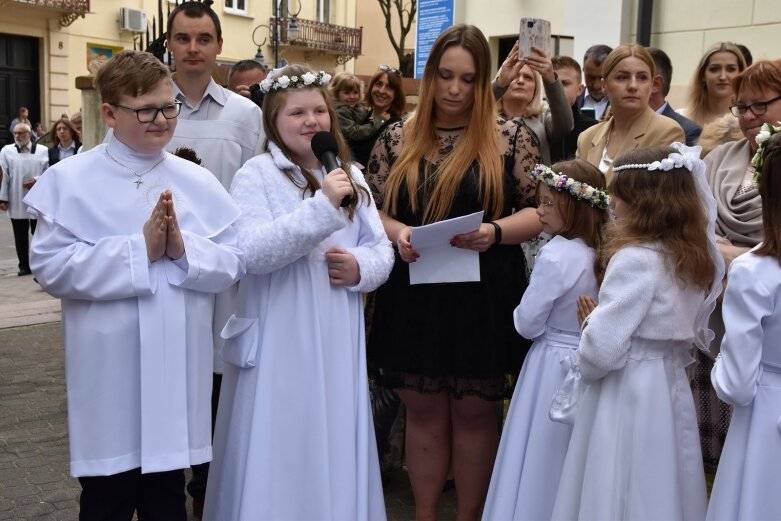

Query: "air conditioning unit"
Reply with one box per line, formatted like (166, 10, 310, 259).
(119, 7, 148, 33)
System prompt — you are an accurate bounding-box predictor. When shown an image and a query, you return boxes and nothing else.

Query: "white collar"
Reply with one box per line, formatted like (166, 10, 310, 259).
(106, 134, 167, 170)
(655, 101, 669, 115)
(584, 89, 609, 105)
(268, 141, 297, 170)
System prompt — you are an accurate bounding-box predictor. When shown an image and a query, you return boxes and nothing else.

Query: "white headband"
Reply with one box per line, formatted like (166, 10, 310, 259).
(612, 146, 700, 173)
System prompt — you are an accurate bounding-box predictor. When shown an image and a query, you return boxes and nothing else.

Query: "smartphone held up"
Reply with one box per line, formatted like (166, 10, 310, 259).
(519, 17, 551, 59)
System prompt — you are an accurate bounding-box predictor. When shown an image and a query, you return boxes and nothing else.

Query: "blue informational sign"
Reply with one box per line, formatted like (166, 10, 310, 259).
(414, 0, 455, 79)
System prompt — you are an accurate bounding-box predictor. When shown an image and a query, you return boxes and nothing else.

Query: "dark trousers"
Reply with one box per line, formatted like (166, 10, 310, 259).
(187, 372, 222, 502)
(10, 218, 36, 271)
(78, 468, 186, 521)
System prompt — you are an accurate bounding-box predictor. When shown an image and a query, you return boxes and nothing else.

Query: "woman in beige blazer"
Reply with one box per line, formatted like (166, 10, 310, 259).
(577, 44, 684, 180)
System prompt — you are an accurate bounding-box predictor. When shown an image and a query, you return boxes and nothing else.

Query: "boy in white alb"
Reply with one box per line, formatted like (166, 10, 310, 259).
(23, 50, 245, 521)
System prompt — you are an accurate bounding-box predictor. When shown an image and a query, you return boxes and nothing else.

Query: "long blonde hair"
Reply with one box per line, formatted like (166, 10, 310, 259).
(382, 24, 504, 223)
(686, 42, 746, 127)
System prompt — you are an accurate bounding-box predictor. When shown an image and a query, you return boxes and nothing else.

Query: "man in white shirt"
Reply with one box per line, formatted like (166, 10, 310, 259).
(164, 3, 263, 515)
(576, 44, 613, 121)
(0, 122, 48, 275)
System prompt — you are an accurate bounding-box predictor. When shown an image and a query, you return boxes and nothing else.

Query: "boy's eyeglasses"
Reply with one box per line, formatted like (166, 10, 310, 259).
(111, 101, 183, 123)
(379, 64, 402, 77)
(730, 95, 781, 117)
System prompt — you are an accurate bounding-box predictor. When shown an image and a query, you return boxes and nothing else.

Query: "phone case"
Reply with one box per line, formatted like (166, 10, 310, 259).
(519, 18, 551, 59)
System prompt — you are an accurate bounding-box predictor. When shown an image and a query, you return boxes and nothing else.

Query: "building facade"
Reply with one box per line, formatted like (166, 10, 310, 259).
(1, 0, 779, 144)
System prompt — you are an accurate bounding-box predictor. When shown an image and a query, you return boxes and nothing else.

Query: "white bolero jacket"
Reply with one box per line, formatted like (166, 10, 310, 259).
(230, 142, 394, 293)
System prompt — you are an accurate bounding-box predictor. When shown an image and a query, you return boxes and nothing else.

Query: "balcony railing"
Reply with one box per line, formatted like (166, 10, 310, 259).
(8, 0, 90, 26)
(9, 0, 88, 11)
(276, 17, 362, 64)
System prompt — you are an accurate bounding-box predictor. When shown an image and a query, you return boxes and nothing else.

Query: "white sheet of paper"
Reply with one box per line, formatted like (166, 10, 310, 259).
(408, 211, 484, 285)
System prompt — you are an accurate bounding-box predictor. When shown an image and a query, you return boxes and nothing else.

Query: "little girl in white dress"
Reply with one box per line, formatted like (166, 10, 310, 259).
(552, 143, 724, 521)
(707, 131, 781, 520)
(204, 65, 393, 521)
(482, 159, 608, 521)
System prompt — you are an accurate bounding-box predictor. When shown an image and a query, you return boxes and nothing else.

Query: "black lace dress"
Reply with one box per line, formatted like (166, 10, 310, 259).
(365, 119, 541, 400)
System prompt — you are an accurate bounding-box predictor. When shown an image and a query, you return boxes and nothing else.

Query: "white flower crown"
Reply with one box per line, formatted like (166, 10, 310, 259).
(259, 70, 332, 93)
(751, 121, 781, 186)
(531, 164, 610, 210)
(611, 145, 700, 174)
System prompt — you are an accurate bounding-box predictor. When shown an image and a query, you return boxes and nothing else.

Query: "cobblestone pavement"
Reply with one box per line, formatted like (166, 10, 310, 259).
(0, 213, 457, 521)
(0, 323, 78, 521)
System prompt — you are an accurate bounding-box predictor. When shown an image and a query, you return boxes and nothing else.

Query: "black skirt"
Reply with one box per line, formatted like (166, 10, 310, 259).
(367, 160, 532, 400)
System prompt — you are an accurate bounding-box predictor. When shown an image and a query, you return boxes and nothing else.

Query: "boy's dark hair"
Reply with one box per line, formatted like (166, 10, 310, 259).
(167, 1, 222, 41)
(736, 43, 753, 67)
(647, 47, 673, 97)
(93, 50, 171, 105)
(583, 44, 613, 66)
(552, 55, 582, 82)
(229, 59, 266, 82)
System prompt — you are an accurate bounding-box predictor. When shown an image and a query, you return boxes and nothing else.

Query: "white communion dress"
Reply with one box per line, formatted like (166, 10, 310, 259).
(483, 235, 598, 521)
(203, 143, 393, 521)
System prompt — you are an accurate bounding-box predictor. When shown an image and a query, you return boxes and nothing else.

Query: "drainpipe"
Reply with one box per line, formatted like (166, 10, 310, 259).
(636, 0, 653, 46)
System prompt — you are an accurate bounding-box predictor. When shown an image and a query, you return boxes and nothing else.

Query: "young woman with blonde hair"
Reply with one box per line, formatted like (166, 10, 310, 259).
(577, 44, 684, 179)
(681, 42, 746, 127)
(366, 24, 542, 521)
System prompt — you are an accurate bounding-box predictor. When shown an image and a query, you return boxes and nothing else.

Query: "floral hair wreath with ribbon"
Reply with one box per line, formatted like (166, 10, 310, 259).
(751, 121, 781, 186)
(259, 70, 332, 93)
(530, 164, 610, 210)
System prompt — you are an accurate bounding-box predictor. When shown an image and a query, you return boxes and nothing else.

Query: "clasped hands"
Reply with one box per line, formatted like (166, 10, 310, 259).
(144, 190, 184, 262)
(396, 222, 498, 264)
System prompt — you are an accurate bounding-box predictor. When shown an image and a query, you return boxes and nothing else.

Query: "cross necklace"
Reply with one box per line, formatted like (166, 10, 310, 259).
(104, 148, 166, 189)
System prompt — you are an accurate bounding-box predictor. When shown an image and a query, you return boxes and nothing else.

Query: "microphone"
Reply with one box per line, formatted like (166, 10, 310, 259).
(311, 131, 352, 208)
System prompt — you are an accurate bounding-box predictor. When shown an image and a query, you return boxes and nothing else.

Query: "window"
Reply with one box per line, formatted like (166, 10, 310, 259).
(316, 0, 331, 22)
(225, 0, 247, 13)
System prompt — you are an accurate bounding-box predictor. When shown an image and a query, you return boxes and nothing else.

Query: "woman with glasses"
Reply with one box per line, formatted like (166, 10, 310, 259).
(691, 59, 781, 481)
(338, 64, 406, 169)
(365, 24, 541, 521)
